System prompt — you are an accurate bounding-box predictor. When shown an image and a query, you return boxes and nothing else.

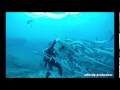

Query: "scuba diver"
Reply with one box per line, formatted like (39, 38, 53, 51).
(43, 40, 62, 78)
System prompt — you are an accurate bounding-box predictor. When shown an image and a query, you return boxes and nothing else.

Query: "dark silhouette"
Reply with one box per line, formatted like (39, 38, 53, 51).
(43, 40, 62, 78)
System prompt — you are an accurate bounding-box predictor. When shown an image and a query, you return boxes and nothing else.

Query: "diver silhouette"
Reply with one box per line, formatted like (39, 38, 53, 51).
(43, 40, 62, 78)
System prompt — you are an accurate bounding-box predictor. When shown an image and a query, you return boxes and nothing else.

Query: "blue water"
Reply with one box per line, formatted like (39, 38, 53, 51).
(6, 12, 114, 78)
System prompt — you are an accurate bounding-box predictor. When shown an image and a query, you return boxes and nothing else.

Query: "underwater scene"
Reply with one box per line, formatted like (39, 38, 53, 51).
(119, 12, 120, 78)
(6, 12, 114, 78)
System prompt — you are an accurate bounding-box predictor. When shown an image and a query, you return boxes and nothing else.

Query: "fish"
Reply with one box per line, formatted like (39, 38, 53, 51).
(26, 20, 33, 24)
(93, 31, 114, 44)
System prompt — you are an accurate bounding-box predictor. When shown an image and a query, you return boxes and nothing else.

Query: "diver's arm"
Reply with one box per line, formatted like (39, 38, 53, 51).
(51, 40, 56, 47)
(48, 40, 56, 51)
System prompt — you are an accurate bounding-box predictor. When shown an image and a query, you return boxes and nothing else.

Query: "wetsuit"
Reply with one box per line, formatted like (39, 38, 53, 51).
(43, 40, 62, 78)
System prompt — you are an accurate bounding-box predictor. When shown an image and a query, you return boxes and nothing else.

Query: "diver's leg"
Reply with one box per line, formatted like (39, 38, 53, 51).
(55, 62, 62, 76)
(48, 61, 53, 71)
(46, 59, 55, 78)
(48, 58, 56, 71)
(46, 59, 53, 78)
(46, 71, 51, 78)
(43, 57, 48, 67)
